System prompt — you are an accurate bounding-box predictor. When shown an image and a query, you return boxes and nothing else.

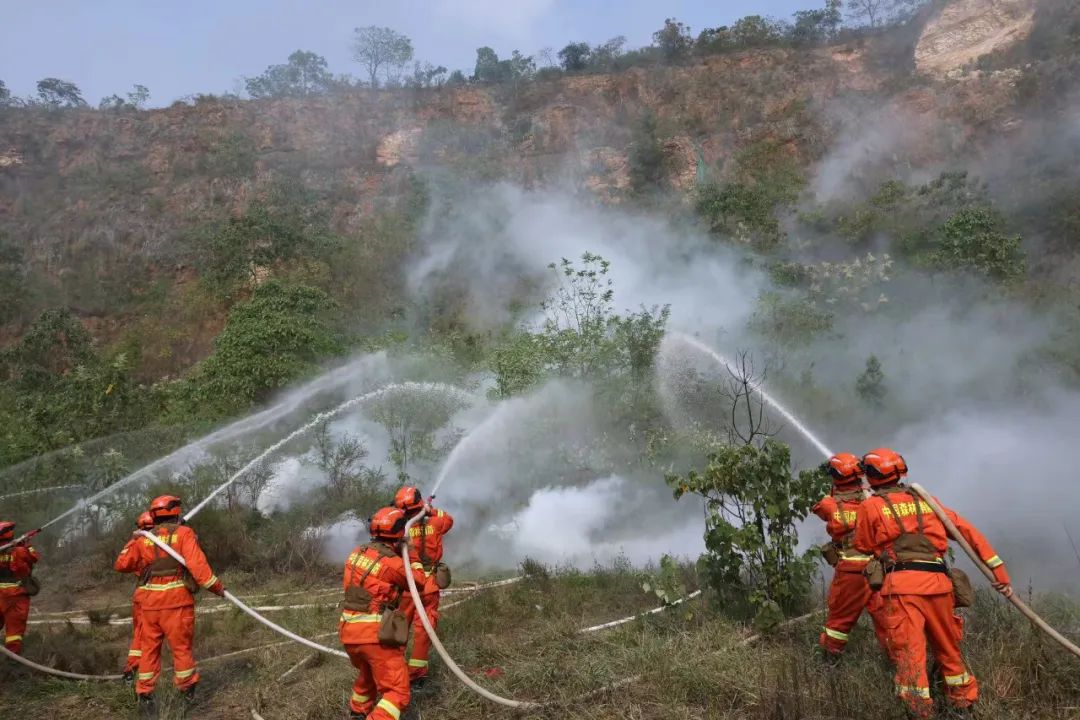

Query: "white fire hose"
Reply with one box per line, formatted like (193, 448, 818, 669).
(401, 510, 540, 709)
(909, 484, 1080, 660)
(137, 531, 348, 659)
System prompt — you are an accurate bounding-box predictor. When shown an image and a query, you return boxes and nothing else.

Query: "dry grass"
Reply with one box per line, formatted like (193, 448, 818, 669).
(3, 564, 1078, 719)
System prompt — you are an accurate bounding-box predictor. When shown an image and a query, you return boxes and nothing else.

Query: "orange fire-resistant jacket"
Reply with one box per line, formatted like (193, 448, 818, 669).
(0, 545, 39, 596)
(854, 485, 1010, 596)
(114, 536, 150, 575)
(813, 489, 873, 573)
(130, 524, 220, 610)
(339, 543, 408, 645)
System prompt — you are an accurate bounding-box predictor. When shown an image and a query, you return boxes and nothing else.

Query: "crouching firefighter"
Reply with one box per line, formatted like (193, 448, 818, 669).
(113, 511, 155, 681)
(855, 448, 1013, 719)
(340, 507, 412, 720)
(127, 496, 224, 716)
(812, 453, 887, 660)
(394, 485, 454, 688)
(0, 520, 40, 655)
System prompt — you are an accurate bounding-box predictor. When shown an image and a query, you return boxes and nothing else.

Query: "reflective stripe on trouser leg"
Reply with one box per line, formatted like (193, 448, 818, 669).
(164, 607, 199, 689)
(136, 608, 166, 695)
(820, 570, 871, 655)
(883, 595, 934, 719)
(1, 595, 30, 653)
(408, 593, 439, 678)
(345, 645, 376, 715)
(346, 642, 410, 720)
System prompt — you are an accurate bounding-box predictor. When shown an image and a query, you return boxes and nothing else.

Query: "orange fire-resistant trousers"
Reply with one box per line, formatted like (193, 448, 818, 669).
(404, 591, 440, 679)
(0, 594, 30, 654)
(881, 593, 977, 718)
(124, 599, 144, 673)
(136, 606, 199, 695)
(820, 570, 888, 655)
(344, 642, 410, 720)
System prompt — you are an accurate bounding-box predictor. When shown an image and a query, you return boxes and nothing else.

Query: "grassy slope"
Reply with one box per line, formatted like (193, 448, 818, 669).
(3, 565, 1078, 719)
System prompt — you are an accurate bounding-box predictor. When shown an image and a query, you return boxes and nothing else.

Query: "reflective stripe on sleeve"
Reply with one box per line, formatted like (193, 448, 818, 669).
(376, 698, 401, 720)
(5, 635, 23, 643)
(0, 582, 22, 590)
(128, 650, 143, 657)
(984, 555, 1004, 569)
(201, 574, 219, 589)
(408, 658, 429, 668)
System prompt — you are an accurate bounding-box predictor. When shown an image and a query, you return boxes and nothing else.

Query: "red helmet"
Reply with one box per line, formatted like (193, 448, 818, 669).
(136, 511, 155, 530)
(393, 486, 424, 514)
(369, 507, 407, 542)
(862, 448, 908, 487)
(149, 495, 182, 521)
(827, 453, 864, 487)
(0, 522, 14, 541)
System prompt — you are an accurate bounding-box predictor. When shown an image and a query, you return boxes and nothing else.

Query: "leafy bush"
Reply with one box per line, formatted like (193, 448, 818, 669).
(926, 207, 1026, 282)
(189, 281, 343, 415)
(667, 440, 828, 617)
(628, 112, 666, 193)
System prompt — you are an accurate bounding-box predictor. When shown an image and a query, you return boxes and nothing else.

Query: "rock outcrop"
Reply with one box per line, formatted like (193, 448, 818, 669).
(915, 0, 1036, 77)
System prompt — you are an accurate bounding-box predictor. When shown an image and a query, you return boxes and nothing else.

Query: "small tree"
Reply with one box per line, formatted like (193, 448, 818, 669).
(856, 355, 887, 407)
(313, 422, 371, 500)
(654, 18, 693, 61)
(406, 62, 448, 88)
(0, 80, 11, 106)
(351, 27, 414, 87)
(246, 51, 332, 99)
(36, 78, 86, 108)
(127, 84, 150, 108)
(365, 386, 466, 479)
(930, 207, 1025, 282)
(792, 1, 843, 46)
(558, 42, 592, 72)
(473, 47, 502, 82)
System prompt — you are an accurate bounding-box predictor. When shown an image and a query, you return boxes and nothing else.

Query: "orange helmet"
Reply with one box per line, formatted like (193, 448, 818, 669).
(136, 511, 154, 530)
(393, 486, 424, 514)
(0, 521, 14, 541)
(862, 448, 908, 487)
(149, 495, 182, 521)
(369, 507, 407, 542)
(827, 453, 864, 486)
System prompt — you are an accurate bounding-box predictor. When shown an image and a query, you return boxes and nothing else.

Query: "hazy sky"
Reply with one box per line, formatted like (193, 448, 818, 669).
(2, 0, 814, 106)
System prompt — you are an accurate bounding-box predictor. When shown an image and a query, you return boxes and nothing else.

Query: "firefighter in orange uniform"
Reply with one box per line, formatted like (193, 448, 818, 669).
(114, 511, 155, 681)
(855, 448, 1013, 719)
(812, 453, 887, 660)
(0, 521, 39, 655)
(126, 496, 224, 715)
(394, 485, 453, 687)
(340, 507, 411, 720)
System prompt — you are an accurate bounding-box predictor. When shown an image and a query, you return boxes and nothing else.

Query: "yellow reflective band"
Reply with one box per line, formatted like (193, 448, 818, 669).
(5, 635, 23, 643)
(377, 698, 401, 720)
(840, 552, 873, 562)
(340, 611, 381, 624)
(945, 672, 972, 686)
(128, 650, 143, 657)
(174, 667, 197, 679)
(408, 659, 429, 668)
(984, 555, 1003, 569)
(201, 575, 219, 589)
(896, 685, 930, 699)
(137, 581, 187, 592)
(437, 509, 445, 517)
(824, 627, 849, 642)
(0, 582, 22, 589)
(351, 691, 370, 703)
(138, 672, 156, 680)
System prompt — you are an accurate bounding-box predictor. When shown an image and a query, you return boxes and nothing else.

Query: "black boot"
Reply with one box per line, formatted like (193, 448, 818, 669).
(182, 684, 197, 704)
(348, 712, 367, 720)
(410, 675, 428, 691)
(121, 668, 134, 683)
(137, 693, 156, 719)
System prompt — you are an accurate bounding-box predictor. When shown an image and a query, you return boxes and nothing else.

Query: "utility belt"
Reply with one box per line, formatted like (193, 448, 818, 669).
(883, 560, 947, 575)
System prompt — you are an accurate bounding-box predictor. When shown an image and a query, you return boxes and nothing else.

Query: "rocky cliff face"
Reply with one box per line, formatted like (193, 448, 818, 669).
(915, 0, 1036, 76)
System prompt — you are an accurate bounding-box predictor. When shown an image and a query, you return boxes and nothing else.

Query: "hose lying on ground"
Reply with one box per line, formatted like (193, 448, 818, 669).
(579, 590, 703, 633)
(0, 644, 122, 681)
(910, 483, 1080, 660)
(137, 531, 348, 659)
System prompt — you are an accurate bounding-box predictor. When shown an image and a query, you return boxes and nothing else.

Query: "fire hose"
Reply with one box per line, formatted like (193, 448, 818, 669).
(136, 531, 348, 659)
(909, 484, 1080, 659)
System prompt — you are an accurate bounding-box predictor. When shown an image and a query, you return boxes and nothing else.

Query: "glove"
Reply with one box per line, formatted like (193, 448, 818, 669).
(209, 581, 226, 597)
(991, 581, 1013, 599)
